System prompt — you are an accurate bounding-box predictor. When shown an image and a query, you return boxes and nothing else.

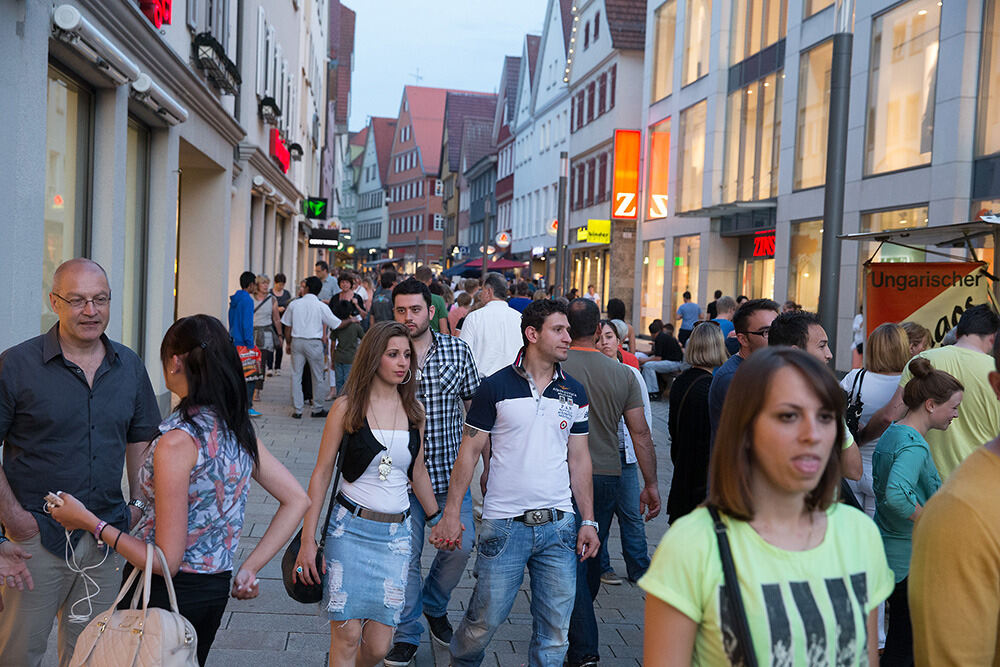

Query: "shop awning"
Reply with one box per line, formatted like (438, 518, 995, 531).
(838, 219, 1000, 247)
(442, 259, 474, 277)
(464, 257, 529, 270)
(362, 257, 396, 268)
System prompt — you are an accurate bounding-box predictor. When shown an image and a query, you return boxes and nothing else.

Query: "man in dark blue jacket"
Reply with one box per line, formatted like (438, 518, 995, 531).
(229, 271, 260, 416)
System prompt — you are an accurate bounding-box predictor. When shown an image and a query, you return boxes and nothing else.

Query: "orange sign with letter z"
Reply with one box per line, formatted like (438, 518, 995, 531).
(612, 129, 640, 220)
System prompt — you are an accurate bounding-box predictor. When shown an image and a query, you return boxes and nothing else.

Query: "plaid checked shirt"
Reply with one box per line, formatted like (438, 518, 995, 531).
(417, 331, 481, 494)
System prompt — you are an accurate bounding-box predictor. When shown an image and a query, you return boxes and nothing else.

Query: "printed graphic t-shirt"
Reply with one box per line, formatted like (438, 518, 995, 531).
(639, 505, 893, 666)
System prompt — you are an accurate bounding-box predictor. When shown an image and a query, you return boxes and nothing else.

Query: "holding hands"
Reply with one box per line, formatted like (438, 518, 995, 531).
(430, 513, 465, 551)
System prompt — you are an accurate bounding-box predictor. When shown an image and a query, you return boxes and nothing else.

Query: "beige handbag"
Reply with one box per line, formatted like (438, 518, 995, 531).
(70, 543, 198, 667)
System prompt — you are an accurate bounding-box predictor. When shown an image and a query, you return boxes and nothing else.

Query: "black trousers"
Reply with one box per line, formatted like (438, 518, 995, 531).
(678, 328, 693, 346)
(302, 361, 313, 401)
(119, 566, 231, 666)
(883, 577, 914, 666)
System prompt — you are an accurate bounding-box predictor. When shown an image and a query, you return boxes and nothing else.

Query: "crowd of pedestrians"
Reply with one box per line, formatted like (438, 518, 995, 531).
(6, 256, 1000, 667)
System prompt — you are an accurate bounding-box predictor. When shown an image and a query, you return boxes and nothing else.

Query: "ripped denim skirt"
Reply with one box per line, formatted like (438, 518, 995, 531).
(322, 501, 413, 626)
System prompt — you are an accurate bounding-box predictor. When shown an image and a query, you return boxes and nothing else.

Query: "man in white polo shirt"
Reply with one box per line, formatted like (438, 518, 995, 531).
(431, 299, 599, 666)
(281, 275, 343, 418)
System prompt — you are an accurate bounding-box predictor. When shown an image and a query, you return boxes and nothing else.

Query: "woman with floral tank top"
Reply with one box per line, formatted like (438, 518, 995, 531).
(51, 315, 310, 665)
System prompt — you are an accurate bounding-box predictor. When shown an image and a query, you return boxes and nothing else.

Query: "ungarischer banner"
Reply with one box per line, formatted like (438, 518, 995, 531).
(865, 262, 996, 347)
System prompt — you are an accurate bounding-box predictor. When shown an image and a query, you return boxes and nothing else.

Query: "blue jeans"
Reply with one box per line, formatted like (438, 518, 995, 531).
(396, 490, 475, 645)
(598, 452, 650, 581)
(450, 514, 578, 667)
(567, 474, 621, 663)
(334, 362, 352, 394)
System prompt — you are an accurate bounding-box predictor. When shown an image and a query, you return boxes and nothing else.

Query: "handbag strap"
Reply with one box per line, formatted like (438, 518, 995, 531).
(318, 447, 344, 550)
(848, 369, 866, 403)
(706, 505, 758, 667)
(126, 543, 183, 616)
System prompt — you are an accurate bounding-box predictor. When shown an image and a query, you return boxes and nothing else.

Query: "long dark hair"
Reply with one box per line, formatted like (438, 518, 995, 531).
(341, 321, 424, 433)
(160, 315, 259, 466)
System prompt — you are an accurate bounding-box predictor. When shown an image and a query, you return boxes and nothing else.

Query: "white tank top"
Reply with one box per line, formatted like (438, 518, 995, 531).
(339, 428, 413, 514)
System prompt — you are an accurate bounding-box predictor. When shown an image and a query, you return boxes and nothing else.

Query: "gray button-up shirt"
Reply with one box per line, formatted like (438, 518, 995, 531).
(0, 325, 162, 555)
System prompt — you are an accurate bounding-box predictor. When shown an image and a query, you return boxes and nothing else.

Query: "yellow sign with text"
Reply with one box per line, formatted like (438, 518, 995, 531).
(586, 219, 610, 244)
(576, 227, 588, 242)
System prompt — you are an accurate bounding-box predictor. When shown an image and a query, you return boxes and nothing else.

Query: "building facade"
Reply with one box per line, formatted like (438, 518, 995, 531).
(635, 0, 1000, 367)
(493, 55, 522, 266)
(355, 116, 396, 261)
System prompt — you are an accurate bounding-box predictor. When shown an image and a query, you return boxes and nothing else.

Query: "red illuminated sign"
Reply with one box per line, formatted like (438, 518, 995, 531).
(270, 128, 290, 174)
(612, 129, 640, 220)
(139, 0, 172, 28)
(647, 122, 670, 219)
(753, 231, 776, 258)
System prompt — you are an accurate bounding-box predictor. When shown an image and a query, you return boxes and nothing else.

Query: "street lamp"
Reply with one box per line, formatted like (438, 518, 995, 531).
(818, 0, 855, 364)
(555, 151, 569, 295)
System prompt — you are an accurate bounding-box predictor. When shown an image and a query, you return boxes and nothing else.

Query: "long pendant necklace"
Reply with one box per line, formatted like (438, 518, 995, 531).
(369, 401, 400, 481)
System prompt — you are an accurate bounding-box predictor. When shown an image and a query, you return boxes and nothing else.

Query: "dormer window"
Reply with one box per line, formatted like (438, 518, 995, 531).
(594, 12, 600, 40)
(584, 21, 590, 49)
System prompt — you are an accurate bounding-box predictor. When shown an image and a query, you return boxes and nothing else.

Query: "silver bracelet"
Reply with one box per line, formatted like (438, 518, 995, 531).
(580, 520, 599, 530)
(128, 498, 148, 512)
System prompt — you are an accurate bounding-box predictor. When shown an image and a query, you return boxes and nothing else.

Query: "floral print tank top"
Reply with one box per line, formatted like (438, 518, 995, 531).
(135, 407, 254, 574)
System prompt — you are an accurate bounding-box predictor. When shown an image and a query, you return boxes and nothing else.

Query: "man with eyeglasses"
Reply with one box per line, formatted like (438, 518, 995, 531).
(708, 298, 780, 445)
(0, 258, 161, 666)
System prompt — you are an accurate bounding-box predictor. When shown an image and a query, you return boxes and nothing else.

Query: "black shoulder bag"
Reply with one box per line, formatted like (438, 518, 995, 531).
(281, 448, 342, 603)
(706, 505, 758, 667)
(844, 369, 867, 440)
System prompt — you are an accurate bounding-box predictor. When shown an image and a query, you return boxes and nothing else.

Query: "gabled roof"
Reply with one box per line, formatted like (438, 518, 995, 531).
(349, 127, 368, 147)
(559, 0, 573, 53)
(493, 55, 522, 142)
(370, 116, 397, 183)
(334, 5, 356, 126)
(604, 0, 646, 51)
(443, 91, 497, 172)
(525, 34, 541, 82)
(459, 118, 495, 178)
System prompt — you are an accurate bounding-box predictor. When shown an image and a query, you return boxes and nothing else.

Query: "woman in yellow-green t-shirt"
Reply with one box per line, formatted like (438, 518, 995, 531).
(640, 347, 894, 666)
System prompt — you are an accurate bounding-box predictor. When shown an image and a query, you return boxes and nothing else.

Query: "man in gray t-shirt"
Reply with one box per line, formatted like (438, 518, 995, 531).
(561, 299, 660, 666)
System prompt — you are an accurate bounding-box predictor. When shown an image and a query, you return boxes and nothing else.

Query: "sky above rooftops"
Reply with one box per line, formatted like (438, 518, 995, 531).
(350, 0, 547, 131)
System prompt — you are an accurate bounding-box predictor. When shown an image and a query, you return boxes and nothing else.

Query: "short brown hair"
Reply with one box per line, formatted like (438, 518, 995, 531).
(684, 322, 729, 368)
(865, 323, 910, 374)
(707, 347, 844, 521)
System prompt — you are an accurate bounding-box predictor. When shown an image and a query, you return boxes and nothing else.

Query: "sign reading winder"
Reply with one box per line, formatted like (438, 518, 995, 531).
(865, 262, 997, 347)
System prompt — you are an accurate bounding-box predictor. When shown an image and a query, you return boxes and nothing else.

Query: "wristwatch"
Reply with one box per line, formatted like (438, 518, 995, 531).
(0, 535, 8, 546)
(425, 511, 442, 527)
(580, 520, 599, 530)
(128, 498, 148, 512)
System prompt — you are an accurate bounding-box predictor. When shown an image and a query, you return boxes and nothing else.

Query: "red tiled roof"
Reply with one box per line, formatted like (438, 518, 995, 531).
(525, 34, 541, 82)
(605, 0, 646, 50)
(349, 127, 368, 147)
(370, 116, 397, 183)
(335, 5, 356, 126)
(444, 92, 497, 172)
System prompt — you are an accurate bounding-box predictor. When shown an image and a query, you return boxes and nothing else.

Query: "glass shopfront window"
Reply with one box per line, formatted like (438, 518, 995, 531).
(788, 219, 822, 312)
(739, 231, 775, 300)
(672, 235, 700, 327)
(795, 39, 832, 190)
(682, 0, 711, 86)
(976, 0, 1000, 157)
(864, 0, 940, 176)
(123, 120, 149, 357)
(730, 0, 787, 65)
(804, 0, 833, 18)
(43, 65, 92, 333)
(860, 206, 929, 263)
(641, 240, 666, 332)
(678, 100, 707, 212)
(652, 1, 677, 102)
(723, 71, 782, 203)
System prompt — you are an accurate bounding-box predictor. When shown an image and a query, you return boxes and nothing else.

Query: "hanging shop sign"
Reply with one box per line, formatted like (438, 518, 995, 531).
(547, 219, 559, 236)
(612, 129, 640, 220)
(586, 219, 611, 245)
(303, 197, 328, 219)
(576, 227, 589, 242)
(752, 230, 776, 257)
(647, 124, 670, 219)
(269, 128, 290, 173)
(139, 0, 172, 28)
(865, 262, 996, 346)
(308, 228, 339, 248)
(495, 231, 511, 248)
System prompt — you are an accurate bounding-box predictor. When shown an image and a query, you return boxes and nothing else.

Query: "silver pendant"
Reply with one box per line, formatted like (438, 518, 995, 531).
(378, 454, 393, 481)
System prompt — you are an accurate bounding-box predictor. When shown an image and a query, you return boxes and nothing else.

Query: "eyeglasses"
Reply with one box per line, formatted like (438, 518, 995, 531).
(52, 293, 111, 310)
(743, 327, 770, 338)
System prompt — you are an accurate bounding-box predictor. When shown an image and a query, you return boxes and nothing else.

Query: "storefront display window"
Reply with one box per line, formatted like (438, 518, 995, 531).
(672, 235, 700, 326)
(976, 0, 1000, 157)
(860, 206, 929, 263)
(804, 0, 833, 18)
(652, 1, 677, 102)
(123, 120, 149, 357)
(788, 220, 822, 312)
(723, 71, 782, 203)
(795, 40, 832, 190)
(730, 0, 787, 65)
(864, 0, 940, 176)
(641, 240, 666, 332)
(739, 230, 775, 300)
(682, 0, 711, 85)
(678, 100, 707, 212)
(43, 65, 92, 333)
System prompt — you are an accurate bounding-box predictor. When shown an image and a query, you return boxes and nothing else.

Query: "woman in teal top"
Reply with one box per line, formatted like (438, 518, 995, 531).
(873, 356, 962, 666)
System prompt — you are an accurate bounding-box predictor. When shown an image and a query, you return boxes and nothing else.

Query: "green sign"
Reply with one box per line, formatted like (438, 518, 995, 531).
(303, 197, 328, 219)
(674, 256, 684, 267)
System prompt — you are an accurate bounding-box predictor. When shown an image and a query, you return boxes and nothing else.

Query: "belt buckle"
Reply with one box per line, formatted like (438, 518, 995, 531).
(524, 509, 551, 526)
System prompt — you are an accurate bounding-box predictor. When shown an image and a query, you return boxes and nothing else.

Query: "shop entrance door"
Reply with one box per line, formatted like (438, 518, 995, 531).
(739, 257, 775, 300)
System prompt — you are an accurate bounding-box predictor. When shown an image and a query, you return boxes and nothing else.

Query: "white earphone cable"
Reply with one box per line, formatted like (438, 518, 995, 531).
(63, 528, 110, 624)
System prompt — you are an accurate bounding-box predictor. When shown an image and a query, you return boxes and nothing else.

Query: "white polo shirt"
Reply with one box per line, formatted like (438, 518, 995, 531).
(465, 350, 589, 519)
(280, 293, 342, 339)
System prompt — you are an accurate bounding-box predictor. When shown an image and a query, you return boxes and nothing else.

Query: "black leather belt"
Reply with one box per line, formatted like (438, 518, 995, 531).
(513, 509, 564, 526)
(336, 493, 410, 523)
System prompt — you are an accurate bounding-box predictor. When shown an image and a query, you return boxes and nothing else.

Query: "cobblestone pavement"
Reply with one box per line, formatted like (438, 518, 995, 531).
(44, 367, 675, 666)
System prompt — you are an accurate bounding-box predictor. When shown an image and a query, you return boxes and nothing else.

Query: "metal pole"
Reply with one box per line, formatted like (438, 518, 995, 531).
(481, 198, 491, 283)
(555, 151, 569, 295)
(818, 0, 854, 365)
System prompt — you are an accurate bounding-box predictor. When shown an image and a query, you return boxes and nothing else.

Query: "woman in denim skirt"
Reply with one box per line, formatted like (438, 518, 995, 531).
(295, 321, 439, 666)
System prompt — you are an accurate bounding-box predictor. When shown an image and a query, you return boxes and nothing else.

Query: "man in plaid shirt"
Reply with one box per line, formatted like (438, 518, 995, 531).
(386, 278, 481, 666)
